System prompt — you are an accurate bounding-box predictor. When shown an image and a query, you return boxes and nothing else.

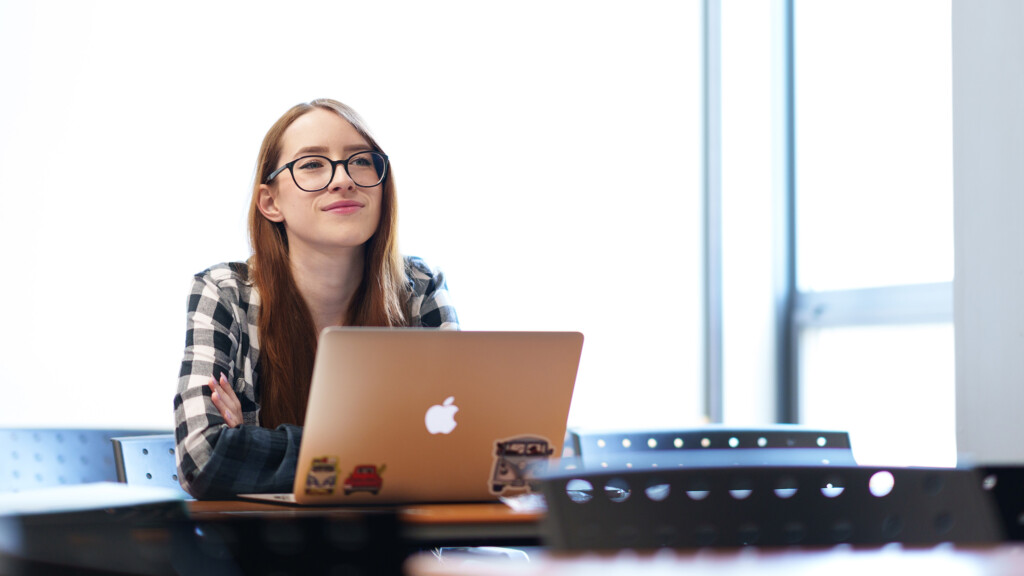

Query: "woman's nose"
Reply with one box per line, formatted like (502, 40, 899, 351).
(329, 164, 355, 190)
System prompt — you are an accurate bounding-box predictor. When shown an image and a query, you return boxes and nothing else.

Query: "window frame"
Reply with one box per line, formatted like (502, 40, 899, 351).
(708, 0, 955, 424)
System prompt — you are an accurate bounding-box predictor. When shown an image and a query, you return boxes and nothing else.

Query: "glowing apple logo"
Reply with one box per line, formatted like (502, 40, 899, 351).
(425, 396, 459, 434)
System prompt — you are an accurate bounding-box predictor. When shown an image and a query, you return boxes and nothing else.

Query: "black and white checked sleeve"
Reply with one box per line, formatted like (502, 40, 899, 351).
(405, 256, 460, 329)
(173, 266, 301, 498)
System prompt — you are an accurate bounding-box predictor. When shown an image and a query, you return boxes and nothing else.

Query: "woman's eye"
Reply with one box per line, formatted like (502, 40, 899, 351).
(350, 157, 372, 167)
(297, 158, 326, 170)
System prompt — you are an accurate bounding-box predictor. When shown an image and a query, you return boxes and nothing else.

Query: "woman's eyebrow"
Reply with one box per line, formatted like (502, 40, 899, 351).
(291, 144, 373, 159)
(293, 145, 330, 157)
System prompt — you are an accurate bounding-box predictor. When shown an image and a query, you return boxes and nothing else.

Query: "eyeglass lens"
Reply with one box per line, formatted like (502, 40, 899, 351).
(292, 152, 386, 190)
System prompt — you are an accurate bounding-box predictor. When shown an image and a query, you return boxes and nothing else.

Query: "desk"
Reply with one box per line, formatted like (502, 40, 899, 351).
(406, 544, 1024, 576)
(187, 500, 544, 547)
(1, 490, 538, 576)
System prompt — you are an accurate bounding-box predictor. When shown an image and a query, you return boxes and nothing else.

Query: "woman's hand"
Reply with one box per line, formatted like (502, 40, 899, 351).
(209, 373, 243, 428)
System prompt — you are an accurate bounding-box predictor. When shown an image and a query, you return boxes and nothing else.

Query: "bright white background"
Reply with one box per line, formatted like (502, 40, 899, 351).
(795, 0, 954, 292)
(720, 0, 777, 426)
(794, 0, 955, 466)
(718, 0, 956, 466)
(0, 1, 705, 430)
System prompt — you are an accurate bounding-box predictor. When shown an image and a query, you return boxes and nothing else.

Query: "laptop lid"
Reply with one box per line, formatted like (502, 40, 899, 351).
(289, 328, 583, 505)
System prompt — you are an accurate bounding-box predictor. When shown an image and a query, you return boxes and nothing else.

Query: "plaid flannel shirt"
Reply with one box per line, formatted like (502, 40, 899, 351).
(173, 256, 459, 498)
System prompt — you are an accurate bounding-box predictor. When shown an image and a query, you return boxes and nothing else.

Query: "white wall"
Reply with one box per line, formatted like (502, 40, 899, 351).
(953, 0, 1024, 463)
(0, 1, 706, 431)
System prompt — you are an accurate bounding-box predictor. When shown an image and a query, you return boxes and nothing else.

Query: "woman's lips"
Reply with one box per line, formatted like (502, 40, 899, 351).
(322, 200, 364, 214)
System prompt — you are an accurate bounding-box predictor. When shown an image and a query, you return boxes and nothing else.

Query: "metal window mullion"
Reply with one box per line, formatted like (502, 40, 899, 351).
(703, 0, 724, 423)
(774, 0, 798, 424)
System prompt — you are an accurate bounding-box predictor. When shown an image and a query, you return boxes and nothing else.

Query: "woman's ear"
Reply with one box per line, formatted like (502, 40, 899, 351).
(257, 184, 285, 223)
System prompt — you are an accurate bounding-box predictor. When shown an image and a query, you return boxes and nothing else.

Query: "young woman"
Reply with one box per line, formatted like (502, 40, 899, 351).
(174, 99, 459, 499)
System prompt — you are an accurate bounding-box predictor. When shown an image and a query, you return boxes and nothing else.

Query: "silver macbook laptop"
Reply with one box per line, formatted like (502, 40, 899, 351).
(242, 328, 583, 505)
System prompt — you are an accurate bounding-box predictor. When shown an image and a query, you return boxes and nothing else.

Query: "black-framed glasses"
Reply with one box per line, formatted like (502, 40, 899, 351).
(265, 151, 389, 191)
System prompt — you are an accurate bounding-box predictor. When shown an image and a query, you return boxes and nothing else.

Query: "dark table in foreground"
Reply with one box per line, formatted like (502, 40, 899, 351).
(0, 488, 542, 576)
(186, 499, 544, 547)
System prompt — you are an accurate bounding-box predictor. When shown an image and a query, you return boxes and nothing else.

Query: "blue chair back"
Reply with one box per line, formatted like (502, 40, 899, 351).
(111, 433, 188, 496)
(0, 428, 160, 492)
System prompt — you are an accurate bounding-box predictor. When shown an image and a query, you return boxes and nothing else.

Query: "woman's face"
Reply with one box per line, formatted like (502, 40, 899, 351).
(258, 108, 384, 256)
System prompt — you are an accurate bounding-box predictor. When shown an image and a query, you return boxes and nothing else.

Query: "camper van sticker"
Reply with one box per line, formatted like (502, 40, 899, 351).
(305, 456, 339, 495)
(490, 436, 554, 495)
(343, 464, 386, 496)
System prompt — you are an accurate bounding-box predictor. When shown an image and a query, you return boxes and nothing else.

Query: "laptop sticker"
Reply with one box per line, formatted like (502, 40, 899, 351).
(490, 435, 554, 495)
(343, 464, 386, 496)
(305, 456, 339, 495)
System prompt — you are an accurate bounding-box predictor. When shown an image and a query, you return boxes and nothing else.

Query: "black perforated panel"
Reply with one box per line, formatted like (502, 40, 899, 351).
(565, 427, 857, 470)
(541, 465, 1004, 550)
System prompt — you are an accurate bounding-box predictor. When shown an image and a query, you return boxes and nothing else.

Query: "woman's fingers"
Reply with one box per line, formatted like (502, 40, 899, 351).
(218, 373, 242, 411)
(208, 374, 241, 428)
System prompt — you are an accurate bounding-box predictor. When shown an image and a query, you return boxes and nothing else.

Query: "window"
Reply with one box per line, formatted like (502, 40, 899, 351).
(720, 0, 777, 425)
(794, 0, 953, 292)
(793, 0, 954, 466)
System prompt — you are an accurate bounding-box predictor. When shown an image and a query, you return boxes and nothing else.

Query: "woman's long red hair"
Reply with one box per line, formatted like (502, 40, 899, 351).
(248, 99, 409, 429)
